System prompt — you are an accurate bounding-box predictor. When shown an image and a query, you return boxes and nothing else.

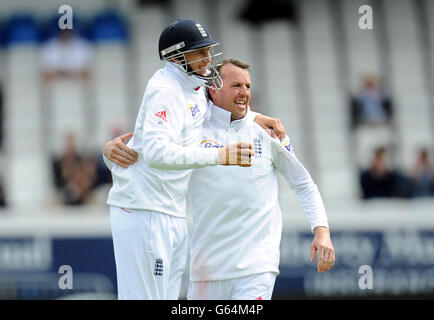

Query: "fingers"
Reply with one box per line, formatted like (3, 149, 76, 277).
(325, 248, 335, 270)
(110, 155, 133, 168)
(311, 243, 326, 273)
(310, 244, 316, 262)
(236, 142, 254, 166)
(320, 250, 334, 272)
(104, 135, 138, 168)
(262, 119, 286, 141)
(218, 143, 254, 166)
(311, 234, 335, 273)
(316, 246, 335, 272)
(120, 132, 134, 142)
(311, 227, 335, 273)
(114, 140, 138, 162)
(237, 149, 255, 167)
(112, 149, 137, 165)
(272, 120, 286, 141)
(317, 247, 325, 272)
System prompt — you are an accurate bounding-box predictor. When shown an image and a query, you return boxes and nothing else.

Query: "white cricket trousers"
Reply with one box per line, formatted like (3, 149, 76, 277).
(187, 272, 276, 300)
(110, 206, 188, 300)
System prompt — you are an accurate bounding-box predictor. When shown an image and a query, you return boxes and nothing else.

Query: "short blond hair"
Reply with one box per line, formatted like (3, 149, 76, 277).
(216, 59, 250, 74)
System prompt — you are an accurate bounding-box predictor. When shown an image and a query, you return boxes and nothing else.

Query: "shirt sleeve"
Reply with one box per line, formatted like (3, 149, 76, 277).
(271, 135, 329, 233)
(140, 88, 220, 170)
(102, 154, 113, 171)
(246, 107, 260, 122)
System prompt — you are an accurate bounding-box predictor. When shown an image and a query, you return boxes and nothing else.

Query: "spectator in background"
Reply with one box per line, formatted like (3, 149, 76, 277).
(0, 177, 6, 207)
(52, 133, 98, 205)
(409, 148, 434, 197)
(0, 82, 3, 150)
(350, 74, 393, 130)
(360, 147, 410, 199)
(0, 84, 4, 207)
(40, 29, 93, 81)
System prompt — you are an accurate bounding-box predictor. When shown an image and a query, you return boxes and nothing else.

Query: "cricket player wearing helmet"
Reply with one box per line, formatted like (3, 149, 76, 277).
(106, 19, 254, 300)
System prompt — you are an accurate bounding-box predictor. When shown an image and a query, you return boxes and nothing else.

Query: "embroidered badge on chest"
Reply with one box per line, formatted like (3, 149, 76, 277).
(154, 258, 163, 276)
(253, 137, 262, 158)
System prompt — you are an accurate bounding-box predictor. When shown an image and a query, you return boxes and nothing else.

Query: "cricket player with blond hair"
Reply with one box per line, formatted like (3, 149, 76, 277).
(186, 59, 334, 299)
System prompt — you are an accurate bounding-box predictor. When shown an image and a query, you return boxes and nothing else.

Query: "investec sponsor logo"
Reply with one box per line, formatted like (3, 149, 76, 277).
(281, 230, 434, 296)
(0, 237, 52, 271)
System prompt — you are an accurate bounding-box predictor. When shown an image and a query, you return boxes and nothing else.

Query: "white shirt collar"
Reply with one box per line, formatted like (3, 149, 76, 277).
(209, 101, 249, 129)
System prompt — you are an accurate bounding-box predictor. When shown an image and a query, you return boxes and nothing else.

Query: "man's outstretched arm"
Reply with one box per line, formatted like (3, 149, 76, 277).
(103, 134, 254, 169)
(272, 136, 335, 273)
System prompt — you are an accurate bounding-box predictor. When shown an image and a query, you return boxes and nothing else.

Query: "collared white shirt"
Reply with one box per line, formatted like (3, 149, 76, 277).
(105, 62, 219, 217)
(188, 102, 329, 281)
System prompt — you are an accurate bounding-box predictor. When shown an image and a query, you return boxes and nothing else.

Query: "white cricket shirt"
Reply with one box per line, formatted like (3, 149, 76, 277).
(106, 62, 219, 217)
(188, 103, 329, 281)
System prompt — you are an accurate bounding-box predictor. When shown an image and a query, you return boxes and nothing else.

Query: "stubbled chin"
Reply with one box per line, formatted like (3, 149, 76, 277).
(234, 109, 247, 117)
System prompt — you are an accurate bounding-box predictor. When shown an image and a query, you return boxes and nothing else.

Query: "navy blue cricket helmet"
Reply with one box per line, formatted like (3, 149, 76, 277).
(158, 19, 223, 89)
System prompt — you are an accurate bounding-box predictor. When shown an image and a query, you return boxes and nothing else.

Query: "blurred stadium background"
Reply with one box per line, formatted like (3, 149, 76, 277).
(0, 0, 433, 299)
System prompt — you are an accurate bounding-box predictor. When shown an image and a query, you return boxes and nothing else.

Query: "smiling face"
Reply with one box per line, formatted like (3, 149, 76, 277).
(210, 62, 251, 121)
(183, 47, 212, 76)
